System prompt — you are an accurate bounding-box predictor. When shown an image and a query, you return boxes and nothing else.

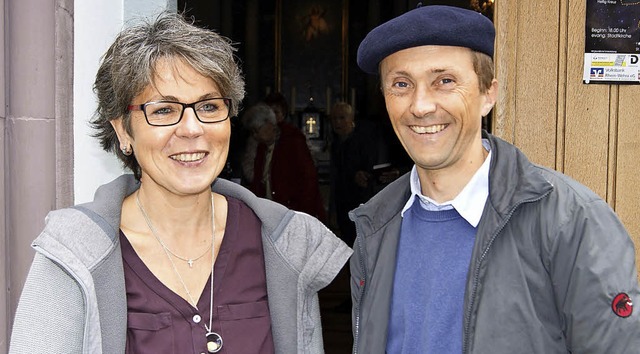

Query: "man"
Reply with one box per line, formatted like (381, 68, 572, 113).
(329, 102, 392, 246)
(350, 5, 640, 354)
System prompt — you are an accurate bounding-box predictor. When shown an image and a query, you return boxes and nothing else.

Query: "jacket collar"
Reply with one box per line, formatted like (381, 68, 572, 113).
(72, 175, 291, 248)
(351, 132, 554, 237)
(483, 131, 554, 220)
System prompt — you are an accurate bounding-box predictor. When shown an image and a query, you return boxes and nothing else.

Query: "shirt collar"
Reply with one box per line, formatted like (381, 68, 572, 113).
(401, 139, 492, 227)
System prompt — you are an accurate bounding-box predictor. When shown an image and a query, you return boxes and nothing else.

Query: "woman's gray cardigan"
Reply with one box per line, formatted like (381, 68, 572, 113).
(9, 175, 352, 353)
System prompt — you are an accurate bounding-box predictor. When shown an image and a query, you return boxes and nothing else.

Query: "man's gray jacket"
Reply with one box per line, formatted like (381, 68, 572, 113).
(349, 132, 640, 354)
(10, 175, 352, 353)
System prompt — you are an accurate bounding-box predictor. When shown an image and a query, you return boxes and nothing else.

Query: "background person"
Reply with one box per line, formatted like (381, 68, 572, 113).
(264, 91, 296, 127)
(9, 12, 351, 354)
(327, 101, 397, 315)
(245, 102, 327, 221)
(350, 5, 640, 354)
(239, 104, 264, 184)
(329, 102, 396, 246)
(240, 92, 296, 185)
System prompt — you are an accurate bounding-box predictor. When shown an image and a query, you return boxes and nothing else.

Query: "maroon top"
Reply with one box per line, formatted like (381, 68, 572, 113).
(120, 197, 275, 354)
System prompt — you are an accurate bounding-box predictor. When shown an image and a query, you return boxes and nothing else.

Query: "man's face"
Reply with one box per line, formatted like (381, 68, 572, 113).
(330, 107, 355, 139)
(380, 45, 497, 176)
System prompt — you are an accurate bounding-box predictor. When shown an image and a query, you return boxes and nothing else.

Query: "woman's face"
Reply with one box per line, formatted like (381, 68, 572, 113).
(111, 57, 231, 196)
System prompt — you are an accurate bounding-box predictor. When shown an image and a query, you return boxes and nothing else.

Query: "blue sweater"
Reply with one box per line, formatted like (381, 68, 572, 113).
(386, 200, 476, 354)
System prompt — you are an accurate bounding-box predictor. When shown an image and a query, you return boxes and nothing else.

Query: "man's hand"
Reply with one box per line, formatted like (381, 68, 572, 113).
(354, 171, 372, 188)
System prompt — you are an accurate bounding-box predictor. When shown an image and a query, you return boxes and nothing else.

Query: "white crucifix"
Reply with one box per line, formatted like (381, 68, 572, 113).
(306, 117, 317, 134)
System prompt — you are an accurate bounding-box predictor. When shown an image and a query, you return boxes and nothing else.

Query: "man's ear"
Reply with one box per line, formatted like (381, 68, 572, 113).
(481, 79, 498, 117)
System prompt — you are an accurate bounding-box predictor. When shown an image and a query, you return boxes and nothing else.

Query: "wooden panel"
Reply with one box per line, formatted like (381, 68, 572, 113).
(493, 0, 517, 142)
(496, 0, 640, 276)
(562, 0, 611, 198)
(511, 2, 560, 169)
(555, 0, 568, 173)
(615, 85, 640, 261)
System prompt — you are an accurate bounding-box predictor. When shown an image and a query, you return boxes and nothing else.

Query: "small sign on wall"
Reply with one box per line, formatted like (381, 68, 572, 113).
(583, 0, 640, 84)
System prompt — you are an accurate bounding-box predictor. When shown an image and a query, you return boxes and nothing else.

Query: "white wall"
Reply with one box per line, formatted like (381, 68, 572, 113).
(125, 0, 177, 23)
(73, 0, 176, 204)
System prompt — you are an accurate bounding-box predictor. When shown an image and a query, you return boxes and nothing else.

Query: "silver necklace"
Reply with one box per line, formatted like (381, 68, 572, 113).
(166, 243, 210, 268)
(135, 195, 211, 268)
(136, 191, 223, 353)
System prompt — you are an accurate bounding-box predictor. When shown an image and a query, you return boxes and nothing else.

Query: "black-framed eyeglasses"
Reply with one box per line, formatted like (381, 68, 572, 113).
(127, 97, 232, 126)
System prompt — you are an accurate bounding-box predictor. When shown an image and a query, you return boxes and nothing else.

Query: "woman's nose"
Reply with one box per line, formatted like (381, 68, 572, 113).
(176, 107, 205, 137)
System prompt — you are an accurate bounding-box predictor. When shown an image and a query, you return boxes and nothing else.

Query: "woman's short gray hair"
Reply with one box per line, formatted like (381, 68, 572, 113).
(91, 11, 245, 179)
(241, 103, 276, 132)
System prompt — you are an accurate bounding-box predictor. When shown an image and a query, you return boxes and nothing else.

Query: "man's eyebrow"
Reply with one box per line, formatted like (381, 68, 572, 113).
(385, 67, 452, 77)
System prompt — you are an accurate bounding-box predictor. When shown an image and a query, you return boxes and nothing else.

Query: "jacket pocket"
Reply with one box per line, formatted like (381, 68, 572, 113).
(217, 300, 274, 353)
(126, 312, 174, 354)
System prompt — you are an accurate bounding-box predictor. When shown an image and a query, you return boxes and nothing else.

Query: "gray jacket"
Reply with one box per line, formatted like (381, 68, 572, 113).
(10, 175, 352, 354)
(350, 133, 640, 354)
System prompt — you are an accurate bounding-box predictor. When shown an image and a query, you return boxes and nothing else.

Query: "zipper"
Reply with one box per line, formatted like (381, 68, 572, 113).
(461, 191, 551, 354)
(32, 244, 96, 353)
(352, 221, 367, 354)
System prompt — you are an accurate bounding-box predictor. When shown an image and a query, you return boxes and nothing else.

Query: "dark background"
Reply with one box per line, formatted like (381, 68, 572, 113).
(177, 0, 493, 183)
(177, 0, 492, 122)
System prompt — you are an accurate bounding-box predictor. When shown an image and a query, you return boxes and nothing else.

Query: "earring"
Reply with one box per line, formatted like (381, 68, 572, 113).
(121, 145, 132, 156)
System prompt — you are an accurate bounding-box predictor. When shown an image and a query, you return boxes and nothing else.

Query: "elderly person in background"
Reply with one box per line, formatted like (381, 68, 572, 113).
(244, 103, 327, 222)
(264, 91, 295, 127)
(329, 102, 394, 246)
(9, 12, 351, 354)
(240, 92, 302, 183)
(238, 104, 269, 184)
(240, 103, 278, 186)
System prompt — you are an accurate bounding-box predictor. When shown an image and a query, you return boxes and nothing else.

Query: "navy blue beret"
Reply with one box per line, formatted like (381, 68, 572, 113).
(357, 5, 495, 74)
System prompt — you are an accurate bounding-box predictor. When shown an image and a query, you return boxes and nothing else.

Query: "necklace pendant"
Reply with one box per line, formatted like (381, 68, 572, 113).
(187, 259, 194, 268)
(206, 332, 223, 353)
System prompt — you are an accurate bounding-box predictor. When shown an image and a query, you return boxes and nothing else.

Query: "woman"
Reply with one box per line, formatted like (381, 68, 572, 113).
(243, 103, 327, 222)
(9, 12, 351, 354)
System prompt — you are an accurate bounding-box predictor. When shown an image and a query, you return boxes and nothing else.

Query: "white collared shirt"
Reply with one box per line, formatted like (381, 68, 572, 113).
(400, 139, 492, 227)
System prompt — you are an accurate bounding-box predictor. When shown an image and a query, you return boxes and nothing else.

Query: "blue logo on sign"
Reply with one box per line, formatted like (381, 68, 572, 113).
(590, 68, 604, 78)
